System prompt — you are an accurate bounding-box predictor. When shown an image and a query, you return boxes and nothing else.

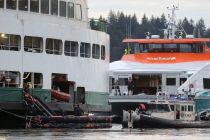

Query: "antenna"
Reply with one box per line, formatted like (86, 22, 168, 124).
(167, 5, 179, 39)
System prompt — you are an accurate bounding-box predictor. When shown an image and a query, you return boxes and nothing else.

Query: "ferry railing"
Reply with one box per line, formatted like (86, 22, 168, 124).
(89, 18, 108, 33)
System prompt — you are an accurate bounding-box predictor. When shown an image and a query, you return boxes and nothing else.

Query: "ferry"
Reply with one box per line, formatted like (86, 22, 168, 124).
(109, 6, 210, 118)
(0, 0, 110, 128)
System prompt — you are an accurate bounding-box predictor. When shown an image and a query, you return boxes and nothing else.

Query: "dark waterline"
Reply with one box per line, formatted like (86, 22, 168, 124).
(0, 124, 210, 140)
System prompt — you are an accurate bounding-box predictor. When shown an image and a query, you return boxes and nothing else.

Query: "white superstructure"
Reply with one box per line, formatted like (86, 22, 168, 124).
(0, 0, 110, 104)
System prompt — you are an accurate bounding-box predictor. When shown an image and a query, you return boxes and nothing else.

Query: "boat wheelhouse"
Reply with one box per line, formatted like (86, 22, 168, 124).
(0, 0, 110, 115)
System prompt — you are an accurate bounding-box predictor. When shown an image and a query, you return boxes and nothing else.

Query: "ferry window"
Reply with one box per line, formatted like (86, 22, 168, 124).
(0, 0, 4, 8)
(188, 105, 193, 112)
(51, 0, 58, 16)
(6, 0, 17, 10)
(203, 78, 210, 89)
(30, 0, 39, 13)
(64, 41, 78, 57)
(67, 2, 74, 18)
(19, 0, 28, 11)
(0, 71, 20, 88)
(180, 78, 187, 85)
(23, 72, 43, 89)
(179, 44, 193, 53)
(80, 42, 90, 58)
(119, 78, 128, 86)
(41, 0, 49, 14)
(46, 38, 62, 55)
(92, 44, 100, 59)
(59, 1, 66, 17)
(24, 36, 43, 53)
(157, 104, 170, 112)
(101, 45, 105, 60)
(166, 78, 176, 86)
(75, 4, 82, 20)
(0, 33, 20, 51)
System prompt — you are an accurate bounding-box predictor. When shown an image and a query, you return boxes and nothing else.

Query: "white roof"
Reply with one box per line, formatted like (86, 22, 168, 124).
(109, 61, 210, 74)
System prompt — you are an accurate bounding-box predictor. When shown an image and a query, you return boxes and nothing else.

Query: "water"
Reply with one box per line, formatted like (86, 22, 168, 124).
(0, 124, 210, 140)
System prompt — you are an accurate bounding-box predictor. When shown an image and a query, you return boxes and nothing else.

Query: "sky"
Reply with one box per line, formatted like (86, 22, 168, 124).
(88, 0, 210, 27)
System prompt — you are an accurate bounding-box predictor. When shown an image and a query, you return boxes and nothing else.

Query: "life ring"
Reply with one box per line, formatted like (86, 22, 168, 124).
(189, 84, 194, 89)
(51, 89, 71, 102)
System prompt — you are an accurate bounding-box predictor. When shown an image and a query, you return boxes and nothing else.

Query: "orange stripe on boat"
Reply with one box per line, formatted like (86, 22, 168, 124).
(121, 53, 210, 64)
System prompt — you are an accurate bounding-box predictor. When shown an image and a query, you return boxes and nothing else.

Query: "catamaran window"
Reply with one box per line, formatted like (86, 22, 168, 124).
(180, 78, 187, 85)
(23, 72, 43, 89)
(67, 2, 74, 18)
(51, 0, 58, 16)
(24, 36, 43, 53)
(6, 0, 17, 10)
(75, 4, 82, 20)
(64, 41, 78, 57)
(30, 0, 39, 12)
(0, 71, 20, 88)
(46, 38, 62, 55)
(92, 44, 100, 59)
(101, 45, 105, 60)
(19, 0, 28, 11)
(80, 42, 90, 58)
(41, 0, 49, 14)
(0, 33, 20, 51)
(0, 0, 4, 8)
(59, 1, 66, 17)
(166, 78, 176, 86)
(203, 78, 210, 89)
(164, 44, 178, 52)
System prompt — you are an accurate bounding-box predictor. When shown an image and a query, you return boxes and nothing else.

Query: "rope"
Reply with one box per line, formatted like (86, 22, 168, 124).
(23, 72, 31, 80)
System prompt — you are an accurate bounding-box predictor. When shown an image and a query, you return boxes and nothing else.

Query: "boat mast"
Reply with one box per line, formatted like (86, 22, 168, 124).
(167, 5, 179, 39)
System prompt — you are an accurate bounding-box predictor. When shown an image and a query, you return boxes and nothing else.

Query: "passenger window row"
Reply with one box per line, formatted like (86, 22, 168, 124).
(0, 33, 106, 60)
(0, 0, 82, 20)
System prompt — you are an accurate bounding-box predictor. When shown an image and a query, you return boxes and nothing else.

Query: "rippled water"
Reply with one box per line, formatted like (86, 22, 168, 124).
(1, 124, 210, 140)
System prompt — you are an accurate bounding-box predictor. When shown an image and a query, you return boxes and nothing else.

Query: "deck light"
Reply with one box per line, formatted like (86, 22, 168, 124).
(1, 34, 8, 39)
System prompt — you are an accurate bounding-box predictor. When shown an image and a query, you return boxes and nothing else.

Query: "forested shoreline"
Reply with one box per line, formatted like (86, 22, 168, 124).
(101, 11, 210, 62)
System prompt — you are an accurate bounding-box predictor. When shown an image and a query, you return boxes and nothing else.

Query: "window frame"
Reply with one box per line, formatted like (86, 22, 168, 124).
(46, 38, 62, 55)
(64, 41, 78, 57)
(80, 42, 90, 58)
(41, 0, 49, 14)
(19, 0, 28, 11)
(24, 36, 43, 53)
(92, 44, 100, 59)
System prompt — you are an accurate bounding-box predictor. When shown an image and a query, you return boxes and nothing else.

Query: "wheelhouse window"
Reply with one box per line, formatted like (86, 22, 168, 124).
(7, 0, 17, 10)
(51, 0, 58, 16)
(80, 42, 90, 58)
(0, 71, 20, 88)
(166, 78, 176, 86)
(203, 78, 210, 89)
(67, 2, 74, 18)
(75, 4, 82, 20)
(24, 36, 43, 53)
(92, 44, 100, 59)
(59, 1, 66, 17)
(0, 33, 20, 51)
(23, 72, 43, 89)
(41, 0, 49, 14)
(46, 38, 62, 55)
(138, 43, 201, 53)
(30, 0, 39, 12)
(101, 45, 105, 60)
(119, 78, 128, 86)
(0, 0, 4, 8)
(64, 41, 78, 57)
(19, 0, 28, 11)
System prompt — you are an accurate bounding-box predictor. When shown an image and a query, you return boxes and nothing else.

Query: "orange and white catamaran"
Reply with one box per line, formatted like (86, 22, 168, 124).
(109, 6, 210, 117)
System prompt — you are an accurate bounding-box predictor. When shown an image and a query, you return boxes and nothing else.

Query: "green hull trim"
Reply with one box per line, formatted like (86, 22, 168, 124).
(85, 91, 109, 106)
(0, 88, 51, 103)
